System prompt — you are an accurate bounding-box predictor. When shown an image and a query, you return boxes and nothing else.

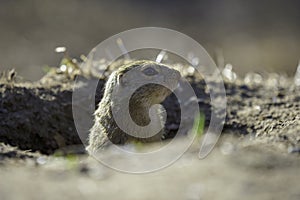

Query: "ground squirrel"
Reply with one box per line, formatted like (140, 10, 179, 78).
(86, 60, 181, 153)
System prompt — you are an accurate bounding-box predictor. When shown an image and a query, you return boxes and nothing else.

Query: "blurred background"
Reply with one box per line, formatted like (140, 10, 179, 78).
(0, 0, 299, 80)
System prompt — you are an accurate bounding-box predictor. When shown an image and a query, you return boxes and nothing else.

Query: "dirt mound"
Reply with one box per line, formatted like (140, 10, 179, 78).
(0, 63, 299, 155)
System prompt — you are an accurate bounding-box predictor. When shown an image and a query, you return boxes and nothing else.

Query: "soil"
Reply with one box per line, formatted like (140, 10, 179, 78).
(0, 61, 299, 200)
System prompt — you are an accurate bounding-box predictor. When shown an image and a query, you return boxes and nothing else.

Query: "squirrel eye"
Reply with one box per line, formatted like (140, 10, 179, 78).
(142, 67, 158, 76)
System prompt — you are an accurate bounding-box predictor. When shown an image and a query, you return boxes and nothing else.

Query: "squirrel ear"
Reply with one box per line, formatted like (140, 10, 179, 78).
(117, 73, 127, 87)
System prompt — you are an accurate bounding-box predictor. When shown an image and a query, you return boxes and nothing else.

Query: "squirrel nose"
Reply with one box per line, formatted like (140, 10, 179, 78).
(165, 70, 181, 88)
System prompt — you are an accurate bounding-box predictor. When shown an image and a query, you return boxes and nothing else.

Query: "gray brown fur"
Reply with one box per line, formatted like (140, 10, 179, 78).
(86, 60, 180, 153)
